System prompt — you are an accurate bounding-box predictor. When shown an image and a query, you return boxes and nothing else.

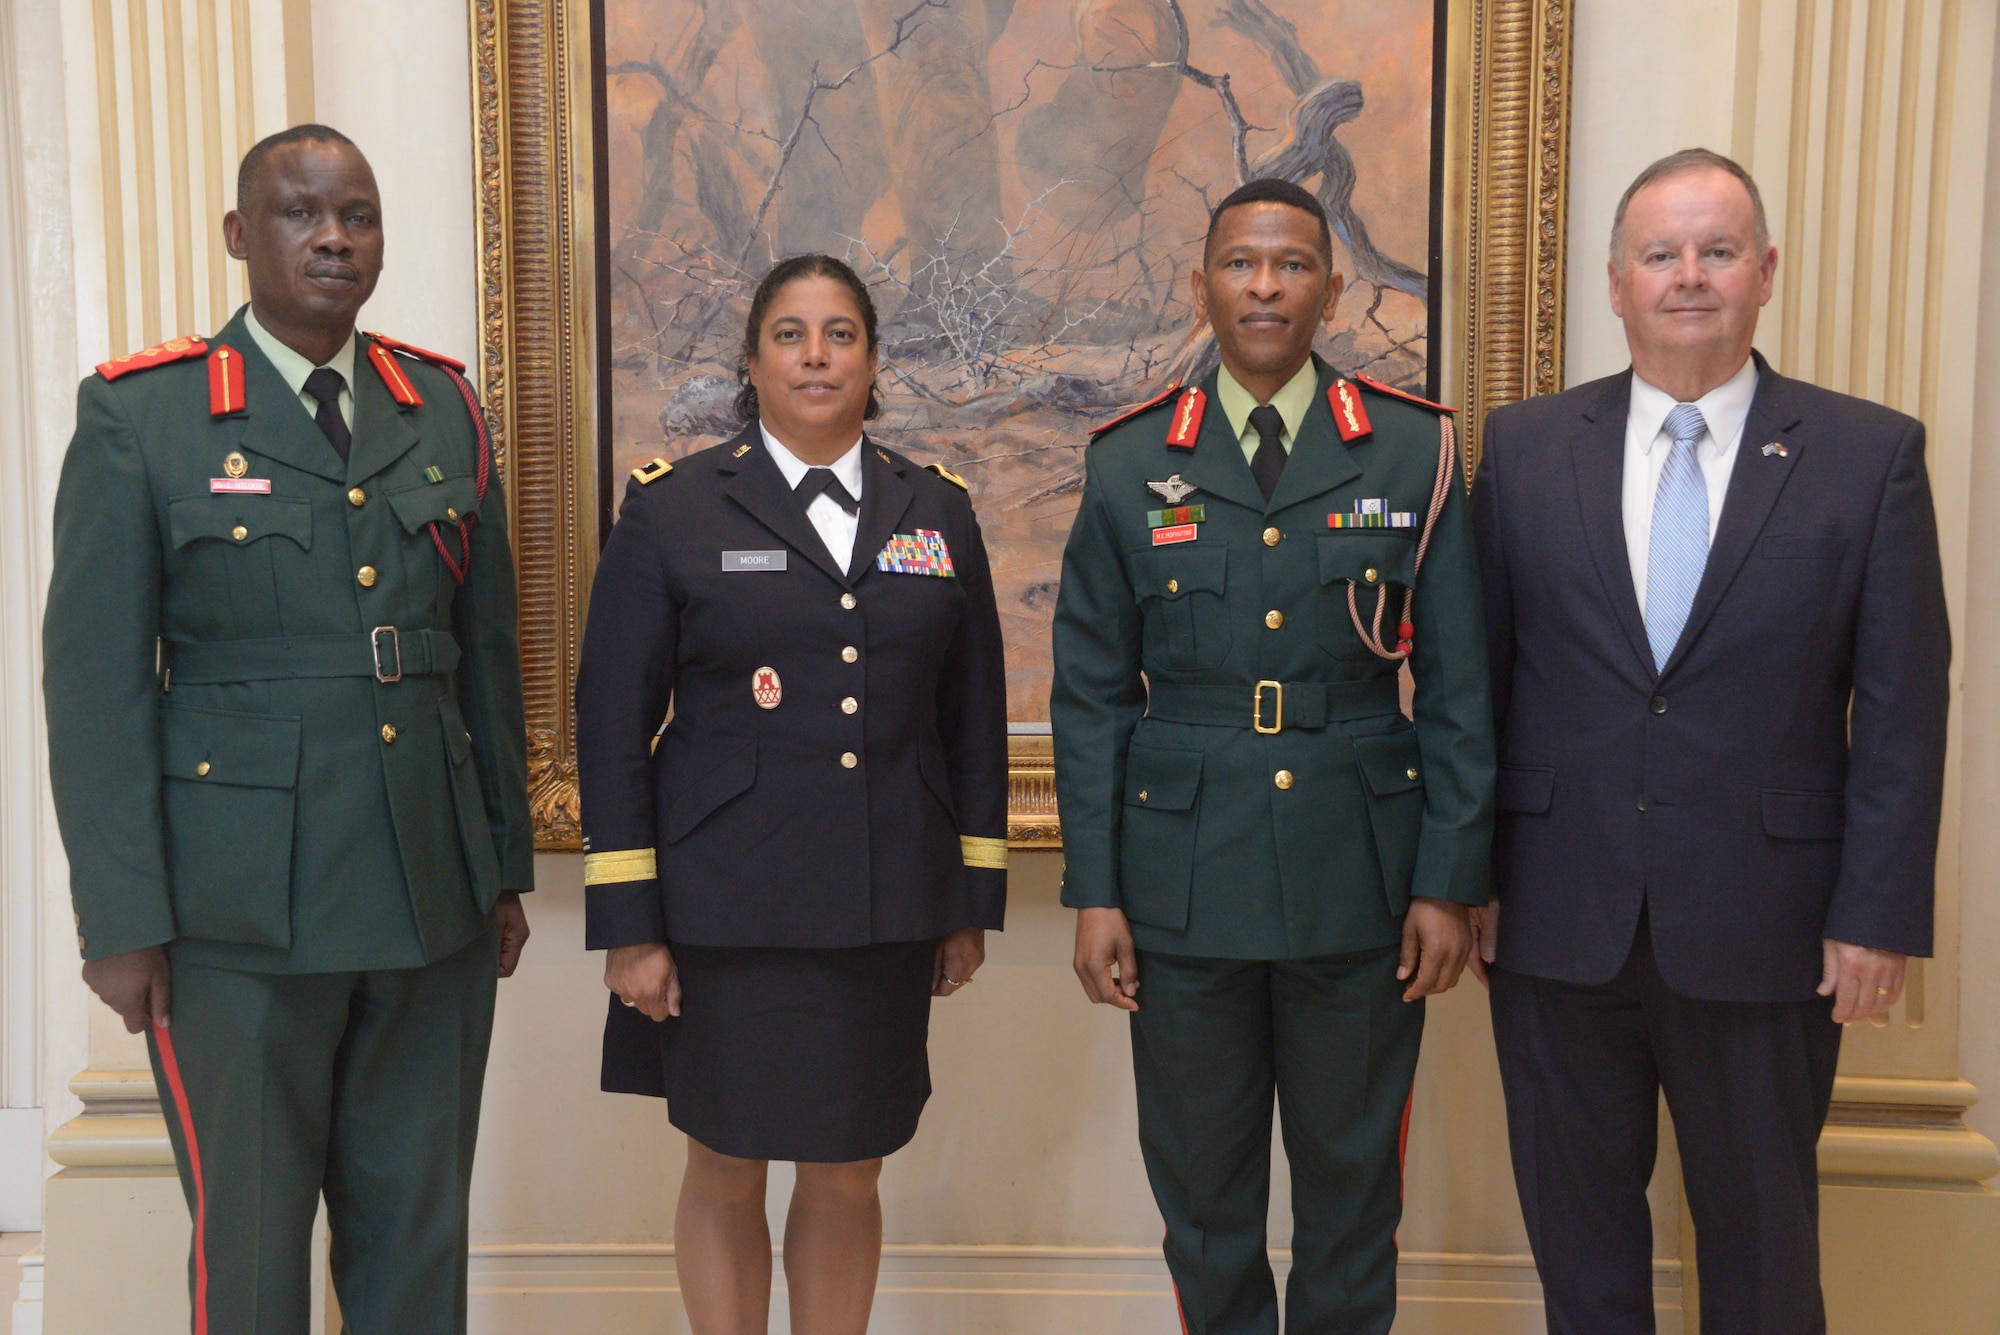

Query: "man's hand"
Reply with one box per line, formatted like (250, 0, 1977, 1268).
(81, 945, 172, 1034)
(1818, 939, 1907, 1024)
(1467, 899, 1500, 988)
(494, 892, 531, 978)
(1074, 907, 1140, 1011)
(606, 942, 680, 1022)
(934, 927, 985, 997)
(1398, 899, 1473, 1001)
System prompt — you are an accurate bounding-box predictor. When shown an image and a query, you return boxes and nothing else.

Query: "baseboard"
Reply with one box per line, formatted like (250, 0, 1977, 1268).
(0, 1109, 43, 1231)
(468, 1244, 1685, 1335)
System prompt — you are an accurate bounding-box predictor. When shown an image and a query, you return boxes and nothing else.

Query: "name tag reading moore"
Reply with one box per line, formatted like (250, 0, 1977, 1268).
(723, 550, 788, 572)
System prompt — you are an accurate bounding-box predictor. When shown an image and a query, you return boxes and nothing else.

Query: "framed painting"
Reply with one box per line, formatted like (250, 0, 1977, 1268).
(471, 0, 1573, 849)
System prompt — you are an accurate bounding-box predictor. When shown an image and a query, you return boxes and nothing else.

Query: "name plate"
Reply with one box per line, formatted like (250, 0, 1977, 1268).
(722, 550, 788, 571)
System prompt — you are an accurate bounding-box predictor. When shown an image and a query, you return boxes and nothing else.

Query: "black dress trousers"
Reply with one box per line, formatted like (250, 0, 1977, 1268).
(1489, 914, 1843, 1335)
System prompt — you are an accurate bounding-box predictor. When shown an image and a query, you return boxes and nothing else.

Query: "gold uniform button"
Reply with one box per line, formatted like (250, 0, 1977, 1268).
(195, 761, 211, 777)
(348, 487, 367, 507)
(1364, 568, 1380, 584)
(231, 525, 248, 542)
(1274, 770, 1295, 790)
(840, 751, 859, 769)
(1137, 790, 1149, 803)
(841, 593, 858, 610)
(1166, 579, 1180, 594)
(840, 697, 859, 714)
(1263, 527, 1281, 546)
(77, 936, 86, 952)
(841, 646, 858, 663)
(1407, 767, 1421, 781)
(446, 507, 459, 522)
(381, 725, 398, 744)
(357, 565, 379, 588)
(1265, 610, 1285, 629)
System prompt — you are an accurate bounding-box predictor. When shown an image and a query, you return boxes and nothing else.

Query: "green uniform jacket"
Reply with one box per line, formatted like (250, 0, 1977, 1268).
(1050, 357, 1495, 959)
(44, 308, 534, 973)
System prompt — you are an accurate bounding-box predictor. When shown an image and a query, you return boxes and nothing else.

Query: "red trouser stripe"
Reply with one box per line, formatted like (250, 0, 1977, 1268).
(154, 1022, 210, 1335)
(1167, 1227, 1191, 1335)
(1399, 1087, 1414, 1190)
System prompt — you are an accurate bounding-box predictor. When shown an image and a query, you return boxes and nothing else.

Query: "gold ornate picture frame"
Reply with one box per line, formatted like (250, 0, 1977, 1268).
(472, 0, 1573, 851)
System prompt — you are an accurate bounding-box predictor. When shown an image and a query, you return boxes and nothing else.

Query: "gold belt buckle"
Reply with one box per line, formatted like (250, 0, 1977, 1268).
(371, 626, 404, 683)
(1253, 680, 1283, 734)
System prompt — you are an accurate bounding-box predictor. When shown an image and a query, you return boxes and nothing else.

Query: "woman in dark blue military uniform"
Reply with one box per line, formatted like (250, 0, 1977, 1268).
(575, 254, 1009, 1334)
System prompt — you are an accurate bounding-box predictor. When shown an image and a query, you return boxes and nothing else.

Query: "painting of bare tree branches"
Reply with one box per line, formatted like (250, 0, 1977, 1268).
(603, 0, 1441, 720)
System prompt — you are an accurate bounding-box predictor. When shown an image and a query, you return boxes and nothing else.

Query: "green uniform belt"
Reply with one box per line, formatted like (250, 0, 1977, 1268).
(1144, 677, 1401, 732)
(163, 629, 462, 685)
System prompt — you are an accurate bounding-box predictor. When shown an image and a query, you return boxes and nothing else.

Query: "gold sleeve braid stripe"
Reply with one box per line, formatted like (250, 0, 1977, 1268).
(583, 848, 658, 885)
(960, 836, 1009, 870)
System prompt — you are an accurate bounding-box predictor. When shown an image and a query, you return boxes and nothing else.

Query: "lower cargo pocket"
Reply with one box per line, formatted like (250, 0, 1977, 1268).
(159, 705, 301, 947)
(1351, 728, 1426, 915)
(440, 696, 504, 911)
(1118, 744, 1203, 931)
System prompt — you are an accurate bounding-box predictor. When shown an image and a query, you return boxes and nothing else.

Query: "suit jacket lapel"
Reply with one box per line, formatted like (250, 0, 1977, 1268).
(1659, 356, 1805, 678)
(225, 315, 347, 484)
(717, 427, 850, 585)
(345, 336, 422, 484)
(849, 441, 915, 581)
(1266, 357, 1364, 516)
(1175, 371, 1267, 514)
(1569, 371, 1656, 678)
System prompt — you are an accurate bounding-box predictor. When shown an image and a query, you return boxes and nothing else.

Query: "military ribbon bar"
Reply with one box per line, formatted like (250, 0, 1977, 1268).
(1146, 504, 1206, 528)
(876, 529, 955, 577)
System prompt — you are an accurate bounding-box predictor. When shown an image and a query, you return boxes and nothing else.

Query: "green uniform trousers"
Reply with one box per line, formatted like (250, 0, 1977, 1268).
(146, 931, 497, 1334)
(1131, 947, 1422, 1335)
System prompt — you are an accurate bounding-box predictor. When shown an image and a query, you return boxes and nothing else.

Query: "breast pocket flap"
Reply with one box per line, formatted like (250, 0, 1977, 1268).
(663, 742, 759, 843)
(1763, 788, 1844, 840)
(1496, 764, 1556, 813)
(1353, 729, 1424, 797)
(1759, 534, 1847, 560)
(1123, 744, 1203, 811)
(1128, 545, 1227, 600)
(167, 494, 313, 551)
(385, 475, 481, 535)
(1318, 531, 1417, 586)
(159, 705, 302, 788)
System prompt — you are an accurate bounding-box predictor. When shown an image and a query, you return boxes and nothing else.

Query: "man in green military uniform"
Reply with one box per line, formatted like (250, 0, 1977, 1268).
(43, 124, 534, 1332)
(1051, 178, 1494, 1334)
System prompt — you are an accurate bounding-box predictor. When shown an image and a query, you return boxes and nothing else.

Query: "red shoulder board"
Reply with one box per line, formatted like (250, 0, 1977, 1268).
(1088, 382, 1181, 439)
(1353, 373, 1455, 414)
(208, 344, 246, 416)
(1163, 386, 1207, 450)
(366, 341, 425, 407)
(1328, 379, 1372, 443)
(364, 331, 466, 373)
(96, 335, 207, 381)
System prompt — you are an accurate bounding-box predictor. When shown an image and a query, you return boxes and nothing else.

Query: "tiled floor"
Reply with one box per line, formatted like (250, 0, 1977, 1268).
(0, 1234, 39, 1335)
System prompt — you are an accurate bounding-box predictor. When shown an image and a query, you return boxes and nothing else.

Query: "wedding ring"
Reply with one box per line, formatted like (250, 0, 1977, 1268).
(1876, 987, 1892, 997)
(944, 977, 963, 987)
(621, 998, 637, 1007)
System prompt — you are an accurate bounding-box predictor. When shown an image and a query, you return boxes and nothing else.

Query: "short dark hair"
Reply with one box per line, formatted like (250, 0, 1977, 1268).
(735, 254, 882, 423)
(1610, 148, 1770, 261)
(236, 124, 359, 210)
(1203, 178, 1334, 268)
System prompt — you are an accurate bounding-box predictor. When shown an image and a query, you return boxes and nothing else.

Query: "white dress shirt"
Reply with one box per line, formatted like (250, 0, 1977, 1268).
(244, 305, 357, 428)
(760, 424, 865, 571)
(1622, 357, 1759, 608)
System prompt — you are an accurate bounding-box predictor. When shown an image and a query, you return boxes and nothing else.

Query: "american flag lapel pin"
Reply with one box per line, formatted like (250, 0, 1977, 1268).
(1762, 441, 1789, 457)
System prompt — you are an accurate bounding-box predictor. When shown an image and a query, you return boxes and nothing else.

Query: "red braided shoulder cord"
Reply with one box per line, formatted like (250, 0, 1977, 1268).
(425, 366, 493, 585)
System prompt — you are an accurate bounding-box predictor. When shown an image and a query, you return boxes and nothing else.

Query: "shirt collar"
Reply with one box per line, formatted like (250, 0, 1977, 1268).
(1216, 357, 1321, 444)
(1630, 356, 1760, 456)
(758, 423, 865, 495)
(244, 305, 358, 400)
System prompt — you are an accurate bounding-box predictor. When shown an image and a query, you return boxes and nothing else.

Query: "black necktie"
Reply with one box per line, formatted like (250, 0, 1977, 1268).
(1248, 404, 1287, 501)
(794, 467, 860, 516)
(303, 367, 351, 462)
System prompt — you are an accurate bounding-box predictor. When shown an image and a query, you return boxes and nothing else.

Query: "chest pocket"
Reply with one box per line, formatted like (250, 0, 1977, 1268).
(1129, 544, 1231, 672)
(168, 494, 314, 551)
(1316, 532, 1416, 660)
(385, 475, 480, 534)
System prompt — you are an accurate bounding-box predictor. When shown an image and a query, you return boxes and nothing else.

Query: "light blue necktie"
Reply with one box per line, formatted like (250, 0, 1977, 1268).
(1645, 403, 1710, 671)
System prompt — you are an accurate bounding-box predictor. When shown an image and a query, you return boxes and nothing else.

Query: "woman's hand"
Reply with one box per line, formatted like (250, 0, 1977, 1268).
(933, 928, 985, 997)
(606, 942, 681, 1021)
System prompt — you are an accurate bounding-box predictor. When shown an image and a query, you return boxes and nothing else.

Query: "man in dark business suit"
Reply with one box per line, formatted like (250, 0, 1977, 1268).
(1472, 147, 1949, 1335)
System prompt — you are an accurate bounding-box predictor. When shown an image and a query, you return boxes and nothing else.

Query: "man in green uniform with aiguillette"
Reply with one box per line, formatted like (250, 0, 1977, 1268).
(1051, 178, 1495, 1334)
(43, 124, 534, 1332)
